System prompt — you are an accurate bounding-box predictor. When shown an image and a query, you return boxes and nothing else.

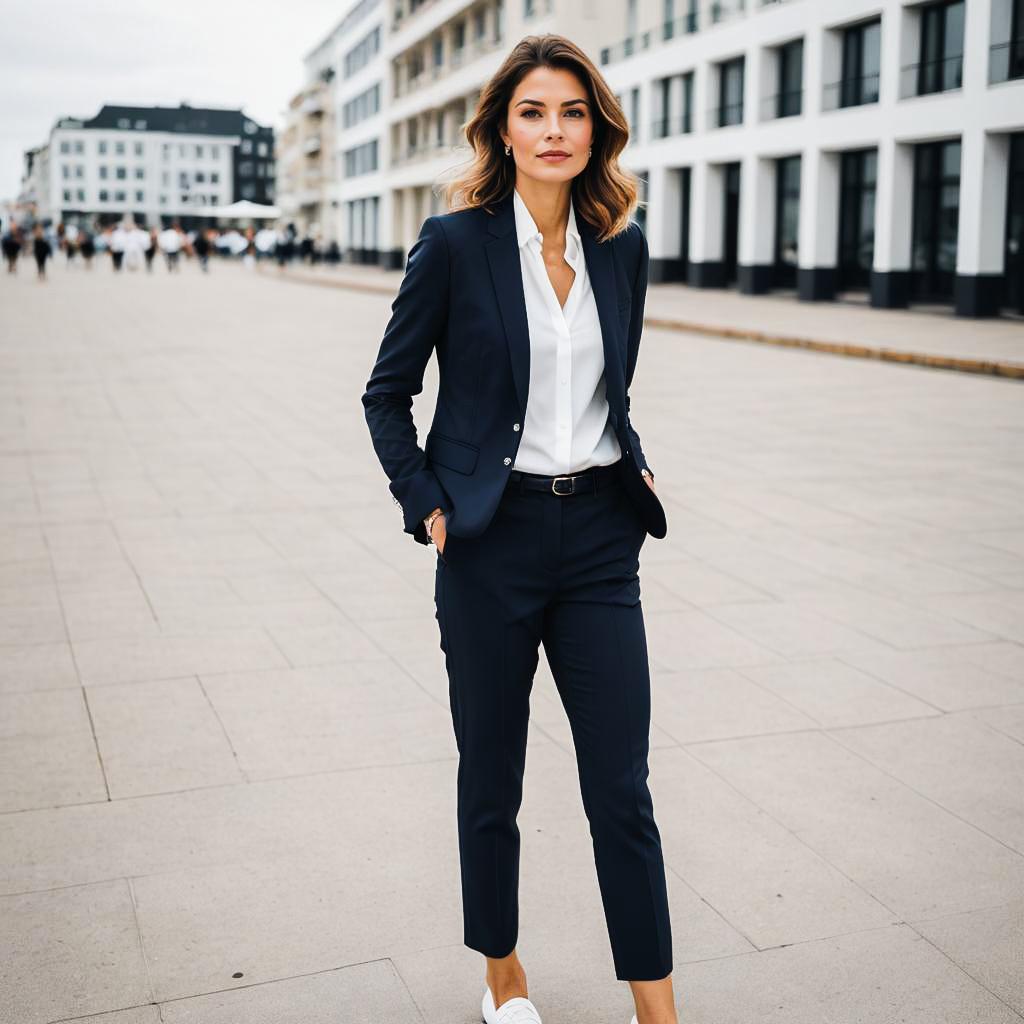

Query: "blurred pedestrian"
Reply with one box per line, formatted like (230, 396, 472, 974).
(1, 225, 21, 273)
(79, 229, 95, 269)
(32, 224, 52, 280)
(109, 221, 127, 271)
(158, 222, 183, 271)
(145, 227, 158, 272)
(123, 221, 149, 271)
(193, 228, 211, 272)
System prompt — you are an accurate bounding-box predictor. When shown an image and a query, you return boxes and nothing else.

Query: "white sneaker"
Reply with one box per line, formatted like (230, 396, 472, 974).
(481, 985, 543, 1024)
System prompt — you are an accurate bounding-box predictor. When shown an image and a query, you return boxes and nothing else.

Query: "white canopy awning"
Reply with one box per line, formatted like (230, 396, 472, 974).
(204, 200, 281, 220)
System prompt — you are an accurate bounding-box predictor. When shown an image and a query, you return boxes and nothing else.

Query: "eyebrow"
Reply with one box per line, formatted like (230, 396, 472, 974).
(515, 98, 589, 108)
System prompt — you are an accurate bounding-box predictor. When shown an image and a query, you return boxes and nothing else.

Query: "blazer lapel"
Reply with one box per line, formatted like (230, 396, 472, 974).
(484, 190, 625, 420)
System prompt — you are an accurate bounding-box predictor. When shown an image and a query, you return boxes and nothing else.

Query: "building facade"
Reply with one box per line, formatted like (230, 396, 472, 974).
(301, 0, 615, 268)
(34, 103, 276, 230)
(598, 0, 1024, 316)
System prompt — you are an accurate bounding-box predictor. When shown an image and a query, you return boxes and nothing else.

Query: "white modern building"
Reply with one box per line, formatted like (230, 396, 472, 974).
(32, 104, 276, 230)
(598, 0, 1024, 317)
(300, 0, 616, 269)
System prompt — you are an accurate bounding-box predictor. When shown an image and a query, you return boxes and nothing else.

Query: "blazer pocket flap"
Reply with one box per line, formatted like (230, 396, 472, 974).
(426, 432, 479, 474)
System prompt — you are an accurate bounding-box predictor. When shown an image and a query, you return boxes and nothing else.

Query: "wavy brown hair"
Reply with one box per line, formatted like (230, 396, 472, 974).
(440, 34, 642, 241)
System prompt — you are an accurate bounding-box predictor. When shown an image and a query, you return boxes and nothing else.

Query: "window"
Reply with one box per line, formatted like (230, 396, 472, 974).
(62, 165, 71, 179)
(211, 172, 219, 184)
(115, 141, 125, 154)
(134, 141, 144, 156)
(76, 189, 85, 201)
(629, 87, 640, 142)
(74, 140, 84, 154)
(240, 139, 252, 154)
(99, 166, 108, 179)
(162, 143, 171, 159)
(775, 156, 801, 286)
(118, 117, 130, 128)
(135, 190, 144, 202)
(116, 167, 126, 180)
(257, 141, 268, 156)
(135, 119, 146, 130)
(663, 0, 698, 40)
(434, 36, 443, 66)
(475, 7, 486, 38)
(239, 161, 254, 176)
(196, 144, 204, 158)
(211, 145, 220, 158)
(717, 57, 745, 126)
(914, 1, 964, 95)
(135, 167, 144, 179)
(99, 140, 107, 155)
(652, 71, 693, 137)
(75, 165, 84, 179)
(99, 189, 109, 202)
(115, 190, 126, 201)
(60, 141, 70, 154)
(911, 140, 961, 300)
(244, 120, 257, 133)
(835, 19, 881, 108)
(63, 189, 72, 202)
(838, 148, 878, 291)
(776, 39, 803, 117)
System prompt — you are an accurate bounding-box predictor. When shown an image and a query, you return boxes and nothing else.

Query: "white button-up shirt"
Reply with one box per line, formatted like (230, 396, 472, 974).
(511, 188, 622, 476)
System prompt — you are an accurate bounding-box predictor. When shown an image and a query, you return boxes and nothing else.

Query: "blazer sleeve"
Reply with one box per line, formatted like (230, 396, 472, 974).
(623, 223, 653, 477)
(361, 215, 450, 545)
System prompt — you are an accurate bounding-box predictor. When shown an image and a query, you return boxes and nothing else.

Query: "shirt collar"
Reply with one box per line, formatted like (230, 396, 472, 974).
(512, 188, 581, 256)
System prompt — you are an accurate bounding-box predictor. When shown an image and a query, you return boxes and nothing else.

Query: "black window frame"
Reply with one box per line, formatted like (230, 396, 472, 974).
(717, 56, 745, 127)
(776, 37, 804, 117)
(838, 18, 881, 108)
(915, 0, 964, 96)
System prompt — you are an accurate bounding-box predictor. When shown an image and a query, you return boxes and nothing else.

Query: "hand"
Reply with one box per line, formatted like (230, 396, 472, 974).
(432, 513, 448, 553)
(642, 471, 656, 495)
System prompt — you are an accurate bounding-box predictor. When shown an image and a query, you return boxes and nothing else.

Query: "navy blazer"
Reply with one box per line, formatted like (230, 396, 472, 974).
(361, 189, 667, 546)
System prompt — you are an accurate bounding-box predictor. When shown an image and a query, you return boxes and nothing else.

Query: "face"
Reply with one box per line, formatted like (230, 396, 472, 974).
(501, 65, 594, 185)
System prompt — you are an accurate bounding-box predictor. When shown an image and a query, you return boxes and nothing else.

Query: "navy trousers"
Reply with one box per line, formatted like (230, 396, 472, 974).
(433, 460, 673, 981)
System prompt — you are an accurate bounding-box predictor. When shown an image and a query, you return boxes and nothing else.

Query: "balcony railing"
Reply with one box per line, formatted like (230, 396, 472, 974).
(661, 11, 698, 40)
(822, 72, 880, 111)
(649, 112, 693, 138)
(760, 88, 802, 119)
(900, 54, 963, 98)
(989, 39, 1024, 83)
(709, 101, 744, 127)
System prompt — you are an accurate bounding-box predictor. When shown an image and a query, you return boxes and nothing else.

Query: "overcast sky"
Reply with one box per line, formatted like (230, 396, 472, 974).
(0, 0, 346, 201)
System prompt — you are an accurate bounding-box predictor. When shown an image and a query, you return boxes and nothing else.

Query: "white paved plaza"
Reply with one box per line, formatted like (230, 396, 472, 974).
(1, 257, 1023, 1024)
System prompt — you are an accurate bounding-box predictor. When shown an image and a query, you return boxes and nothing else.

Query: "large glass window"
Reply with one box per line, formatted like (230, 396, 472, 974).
(717, 57, 744, 127)
(911, 140, 961, 301)
(915, 0, 964, 95)
(774, 156, 801, 287)
(838, 149, 878, 291)
(838, 19, 881, 108)
(777, 38, 803, 117)
(1003, 133, 1024, 313)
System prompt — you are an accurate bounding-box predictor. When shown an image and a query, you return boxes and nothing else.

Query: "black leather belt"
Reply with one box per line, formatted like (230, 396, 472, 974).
(508, 461, 620, 496)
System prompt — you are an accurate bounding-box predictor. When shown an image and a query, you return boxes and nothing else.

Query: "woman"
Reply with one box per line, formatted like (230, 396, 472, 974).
(362, 34, 676, 1024)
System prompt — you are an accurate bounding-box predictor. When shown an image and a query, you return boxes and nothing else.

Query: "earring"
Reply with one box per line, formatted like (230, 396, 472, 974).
(505, 144, 511, 155)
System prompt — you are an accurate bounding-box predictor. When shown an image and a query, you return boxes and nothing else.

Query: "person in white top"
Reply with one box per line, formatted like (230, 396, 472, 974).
(157, 223, 183, 272)
(510, 186, 622, 477)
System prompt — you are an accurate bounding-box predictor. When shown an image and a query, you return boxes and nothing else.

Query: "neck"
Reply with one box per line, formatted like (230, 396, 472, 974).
(515, 178, 572, 241)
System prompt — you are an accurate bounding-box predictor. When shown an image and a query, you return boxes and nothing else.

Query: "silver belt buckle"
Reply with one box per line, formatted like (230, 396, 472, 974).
(551, 475, 574, 496)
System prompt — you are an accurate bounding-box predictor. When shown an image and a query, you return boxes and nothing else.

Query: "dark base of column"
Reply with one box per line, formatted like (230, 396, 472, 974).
(380, 248, 404, 271)
(649, 257, 688, 284)
(687, 260, 726, 288)
(954, 274, 1004, 318)
(798, 267, 838, 301)
(870, 270, 911, 309)
(737, 264, 774, 295)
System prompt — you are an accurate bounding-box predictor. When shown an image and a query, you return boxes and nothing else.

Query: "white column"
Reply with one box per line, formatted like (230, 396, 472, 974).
(688, 161, 723, 269)
(798, 147, 840, 297)
(738, 153, 774, 270)
(871, 137, 915, 306)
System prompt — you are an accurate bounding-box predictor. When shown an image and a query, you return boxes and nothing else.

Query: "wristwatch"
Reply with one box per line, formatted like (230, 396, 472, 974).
(423, 507, 444, 543)
(640, 468, 654, 482)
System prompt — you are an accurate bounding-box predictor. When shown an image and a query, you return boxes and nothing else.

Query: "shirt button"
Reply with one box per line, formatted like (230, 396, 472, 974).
(503, 457, 511, 465)
(513, 423, 520, 431)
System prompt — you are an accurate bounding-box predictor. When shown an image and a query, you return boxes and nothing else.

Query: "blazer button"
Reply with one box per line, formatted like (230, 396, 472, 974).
(503, 457, 511, 465)
(513, 423, 520, 431)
